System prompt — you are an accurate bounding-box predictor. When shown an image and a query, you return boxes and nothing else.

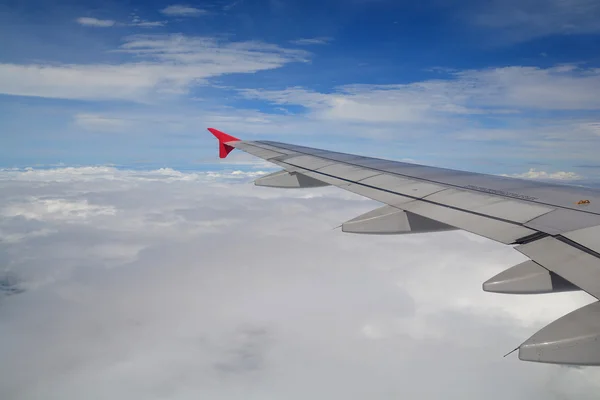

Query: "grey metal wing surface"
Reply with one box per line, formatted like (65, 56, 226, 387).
(208, 128, 600, 366)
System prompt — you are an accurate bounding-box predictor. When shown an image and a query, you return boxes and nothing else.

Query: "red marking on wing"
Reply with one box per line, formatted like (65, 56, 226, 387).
(207, 128, 240, 159)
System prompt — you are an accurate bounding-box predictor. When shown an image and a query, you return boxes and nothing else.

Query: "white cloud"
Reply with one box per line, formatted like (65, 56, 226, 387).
(1, 166, 122, 182)
(223, 0, 243, 11)
(58, 100, 600, 172)
(1, 166, 600, 399)
(578, 122, 600, 136)
(77, 15, 165, 28)
(290, 37, 333, 45)
(160, 5, 207, 16)
(0, 228, 56, 244)
(129, 21, 165, 27)
(504, 168, 583, 180)
(0, 35, 309, 102)
(230, 64, 600, 163)
(0, 166, 269, 184)
(128, 13, 166, 27)
(240, 65, 600, 126)
(1, 195, 117, 221)
(75, 17, 116, 27)
(239, 86, 442, 124)
(471, 0, 600, 41)
(74, 113, 132, 132)
(455, 65, 600, 110)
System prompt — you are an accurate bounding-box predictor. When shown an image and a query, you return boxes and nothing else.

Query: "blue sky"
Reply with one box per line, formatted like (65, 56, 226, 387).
(1, 0, 600, 177)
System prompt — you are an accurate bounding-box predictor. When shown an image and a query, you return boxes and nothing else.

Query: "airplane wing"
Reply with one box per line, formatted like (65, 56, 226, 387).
(208, 127, 600, 366)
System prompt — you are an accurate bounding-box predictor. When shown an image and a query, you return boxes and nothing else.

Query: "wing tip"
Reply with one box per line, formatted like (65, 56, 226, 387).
(207, 127, 240, 159)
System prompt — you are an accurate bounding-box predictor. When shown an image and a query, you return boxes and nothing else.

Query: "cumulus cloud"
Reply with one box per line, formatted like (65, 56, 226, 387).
(75, 17, 116, 27)
(160, 5, 207, 16)
(505, 168, 583, 180)
(0, 35, 309, 102)
(1, 166, 600, 399)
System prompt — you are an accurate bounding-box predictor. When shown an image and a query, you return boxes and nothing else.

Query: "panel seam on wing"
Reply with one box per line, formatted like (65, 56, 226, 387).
(281, 161, 537, 228)
(259, 142, 600, 217)
(556, 236, 600, 260)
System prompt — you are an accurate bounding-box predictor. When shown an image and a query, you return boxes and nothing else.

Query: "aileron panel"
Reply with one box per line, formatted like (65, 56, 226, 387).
(317, 164, 382, 182)
(425, 189, 554, 223)
(360, 174, 447, 199)
(517, 237, 600, 299)
(285, 155, 338, 170)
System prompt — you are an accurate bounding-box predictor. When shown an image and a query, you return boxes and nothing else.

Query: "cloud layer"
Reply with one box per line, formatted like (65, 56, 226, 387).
(1, 166, 599, 399)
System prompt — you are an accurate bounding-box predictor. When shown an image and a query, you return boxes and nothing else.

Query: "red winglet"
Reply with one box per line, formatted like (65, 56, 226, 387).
(208, 128, 240, 159)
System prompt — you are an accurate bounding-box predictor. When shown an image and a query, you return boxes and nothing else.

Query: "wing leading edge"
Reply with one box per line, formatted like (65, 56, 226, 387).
(208, 128, 600, 366)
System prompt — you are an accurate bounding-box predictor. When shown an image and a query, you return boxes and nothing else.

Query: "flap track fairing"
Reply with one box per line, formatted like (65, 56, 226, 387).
(483, 260, 579, 294)
(519, 301, 600, 365)
(254, 170, 330, 188)
(342, 205, 457, 235)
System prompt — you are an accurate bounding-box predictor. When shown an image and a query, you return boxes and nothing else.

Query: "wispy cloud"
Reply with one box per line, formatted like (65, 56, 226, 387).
(229, 64, 600, 166)
(77, 15, 165, 28)
(130, 21, 165, 27)
(73, 113, 133, 132)
(129, 14, 165, 27)
(160, 4, 207, 16)
(575, 164, 600, 169)
(223, 0, 243, 11)
(239, 65, 600, 126)
(75, 17, 115, 27)
(290, 37, 333, 45)
(0, 35, 309, 102)
(470, 0, 600, 41)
